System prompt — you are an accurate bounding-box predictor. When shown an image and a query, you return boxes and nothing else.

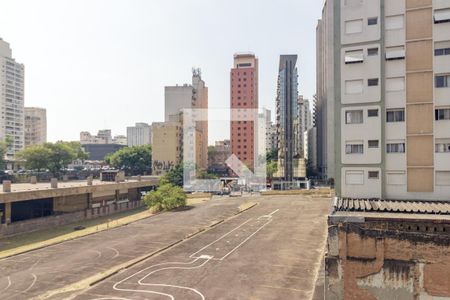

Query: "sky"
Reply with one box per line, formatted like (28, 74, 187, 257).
(0, 0, 323, 145)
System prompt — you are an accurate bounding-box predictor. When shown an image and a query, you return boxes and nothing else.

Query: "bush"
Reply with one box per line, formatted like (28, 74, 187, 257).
(143, 183, 186, 212)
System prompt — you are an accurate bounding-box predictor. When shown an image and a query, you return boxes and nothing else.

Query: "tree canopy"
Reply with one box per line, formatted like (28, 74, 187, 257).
(16, 141, 87, 176)
(107, 145, 152, 176)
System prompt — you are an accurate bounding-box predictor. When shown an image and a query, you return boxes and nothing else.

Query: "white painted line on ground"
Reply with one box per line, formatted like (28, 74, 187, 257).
(23, 273, 37, 293)
(106, 247, 120, 259)
(1, 276, 11, 292)
(90, 209, 278, 300)
(219, 218, 273, 261)
(189, 218, 253, 258)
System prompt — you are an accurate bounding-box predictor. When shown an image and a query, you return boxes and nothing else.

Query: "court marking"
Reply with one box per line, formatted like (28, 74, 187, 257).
(1, 276, 11, 292)
(90, 209, 279, 299)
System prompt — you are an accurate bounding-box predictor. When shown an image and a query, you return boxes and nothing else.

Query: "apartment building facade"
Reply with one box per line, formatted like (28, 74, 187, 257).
(230, 53, 259, 170)
(24, 107, 47, 147)
(164, 69, 208, 170)
(0, 38, 25, 156)
(126, 122, 152, 147)
(151, 121, 182, 175)
(319, 0, 450, 200)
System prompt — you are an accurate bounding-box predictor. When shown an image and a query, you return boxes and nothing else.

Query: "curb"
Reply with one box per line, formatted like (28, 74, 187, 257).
(0, 211, 162, 261)
(35, 201, 259, 300)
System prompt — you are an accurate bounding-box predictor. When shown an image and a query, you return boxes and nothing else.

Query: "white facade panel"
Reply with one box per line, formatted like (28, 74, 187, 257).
(342, 167, 382, 198)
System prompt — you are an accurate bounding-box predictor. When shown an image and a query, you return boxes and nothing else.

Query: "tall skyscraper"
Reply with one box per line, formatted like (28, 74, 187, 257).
(318, 0, 450, 200)
(163, 69, 208, 170)
(24, 107, 47, 147)
(275, 55, 305, 183)
(0, 38, 25, 156)
(126, 123, 152, 147)
(230, 53, 259, 170)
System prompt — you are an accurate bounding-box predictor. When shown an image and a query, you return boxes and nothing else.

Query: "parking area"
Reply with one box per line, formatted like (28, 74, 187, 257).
(73, 196, 330, 300)
(0, 195, 330, 300)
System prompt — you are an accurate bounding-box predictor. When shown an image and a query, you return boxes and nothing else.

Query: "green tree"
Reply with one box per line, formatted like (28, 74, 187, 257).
(163, 162, 184, 187)
(61, 141, 89, 160)
(45, 143, 77, 176)
(143, 183, 186, 212)
(266, 160, 278, 179)
(16, 145, 52, 171)
(108, 145, 152, 176)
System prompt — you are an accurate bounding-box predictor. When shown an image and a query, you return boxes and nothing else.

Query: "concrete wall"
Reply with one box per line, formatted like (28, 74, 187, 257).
(326, 217, 450, 299)
(0, 200, 144, 237)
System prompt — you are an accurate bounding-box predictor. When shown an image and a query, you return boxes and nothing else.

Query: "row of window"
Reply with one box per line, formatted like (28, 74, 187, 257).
(346, 108, 450, 124)
(345, 142, 450, 154)
(345, 142, 405, 154)
(344, 46, 405, 64)
(344, 8, 450, 36)
(345, 109, 405, 124)
(345, 170, 450, 186)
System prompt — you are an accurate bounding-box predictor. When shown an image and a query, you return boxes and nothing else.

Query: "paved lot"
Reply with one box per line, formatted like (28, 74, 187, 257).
(73, 195, 330, 300)
(0, 197, 246, 300)
(0, 195, 330, 300)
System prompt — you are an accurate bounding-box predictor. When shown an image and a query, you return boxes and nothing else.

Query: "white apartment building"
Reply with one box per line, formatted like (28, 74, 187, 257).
(126, 123, 152, 147)
(318, 0, 450, 200)
(24, 107, 47, 147)
(0, 38, 25, 156)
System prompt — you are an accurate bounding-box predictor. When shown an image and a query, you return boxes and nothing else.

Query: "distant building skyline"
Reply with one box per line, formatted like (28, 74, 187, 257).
(0, 38, 25, 156)
(24, 107, 47, 147)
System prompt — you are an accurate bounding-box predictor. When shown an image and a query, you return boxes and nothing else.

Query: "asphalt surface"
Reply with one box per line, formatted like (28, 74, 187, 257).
(73, 195, 330, 300)
(0, 197, 246, 300)
(0, 195, 330, 300)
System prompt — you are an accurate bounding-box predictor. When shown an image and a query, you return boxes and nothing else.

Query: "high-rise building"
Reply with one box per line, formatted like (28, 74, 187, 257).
(298, 96, 313, 157)
(24, 107, 47, 147)
(275, 55, 305, 182)
(126, 123, 152, 147)
(0, 38, 25, 156)
(316, 5, 336, 180)
(318, 0, 450, 200)
(164, 69, 208, 170)
(230, 53, 259, 170)
(151, 122, 182, 175)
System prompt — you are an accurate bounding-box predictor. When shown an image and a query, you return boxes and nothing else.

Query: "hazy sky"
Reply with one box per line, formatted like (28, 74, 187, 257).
(0, 0, 323, 145)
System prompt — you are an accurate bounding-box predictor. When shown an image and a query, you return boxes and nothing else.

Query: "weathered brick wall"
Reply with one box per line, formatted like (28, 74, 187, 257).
(326, 220, 450, 299)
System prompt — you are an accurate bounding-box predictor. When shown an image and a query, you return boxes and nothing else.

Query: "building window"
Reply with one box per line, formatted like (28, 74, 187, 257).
(436, 140, 450, 153)
(435, 108, 450, 120)
(385, 46, 405, 60)
(386, 15, 404, 30)
(345, 110, 363, 124)
(345, 19, 363, 34)
(345, 170, 364, 185)
(346, 143, 364, 154)
(368, 171, 379, 179)
(368, 109, 379, 117)
(368, 140, 379, 148)
(435, 41, 450, 56)
(367, 48, 379, 56)
(386, 109, 405, 122)
(345, 79, 364, 94)
(368, 17, 378, 26)
(368, 78, 379, 86)
(387, 143, 405, 153)
(434, 9, 450, 24)
(345, 49, 364, 64)
(436, 171, 450, 186)
(435, 75, 450, 88)
(386, 77, 405, 92)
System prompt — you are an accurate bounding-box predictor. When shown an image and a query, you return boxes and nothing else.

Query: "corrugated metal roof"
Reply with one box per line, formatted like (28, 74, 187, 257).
(333, 198, 450, 215)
